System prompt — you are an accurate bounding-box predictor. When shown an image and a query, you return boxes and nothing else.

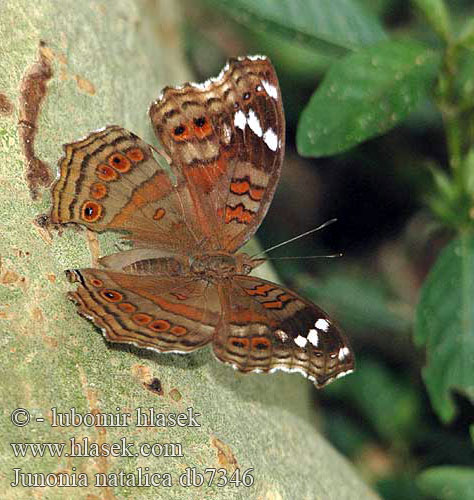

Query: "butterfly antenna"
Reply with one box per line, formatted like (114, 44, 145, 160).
(251, 218, 338, 259)
(264, 253, 343, 261)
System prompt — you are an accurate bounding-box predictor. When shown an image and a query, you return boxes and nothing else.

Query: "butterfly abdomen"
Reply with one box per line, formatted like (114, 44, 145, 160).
(121, 257, 187, 277)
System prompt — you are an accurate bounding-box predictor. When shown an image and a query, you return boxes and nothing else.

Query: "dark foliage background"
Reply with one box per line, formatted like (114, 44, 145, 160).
(182, 1, 474, 498)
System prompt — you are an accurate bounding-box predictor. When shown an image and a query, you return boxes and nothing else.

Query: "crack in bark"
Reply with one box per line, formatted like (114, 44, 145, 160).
(18, 40, 53, 200)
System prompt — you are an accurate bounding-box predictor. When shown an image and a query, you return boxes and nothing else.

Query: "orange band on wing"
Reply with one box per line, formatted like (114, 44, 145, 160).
(225, 204, 254, 224)
(250, 187, 264, 201)
(262, 293, 292, 310)
(185, 154, 228, 193)
(109, 172, 172, 228)
(131, 292, 206, 323)
(230, 179, 265, 201)
(262, 300, 284, 309)
(244, 284, 274, 296)
(229, 310, 275, 325)
(230, 179, 251, 195)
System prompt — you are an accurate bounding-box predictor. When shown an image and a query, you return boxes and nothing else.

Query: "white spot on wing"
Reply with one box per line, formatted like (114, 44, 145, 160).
(190, 81, 209, 90)
(92, 126, 107, 133)
(269, 365, 309, 379)
(234, 110, 247, 131)
(336, 369, 354, 380)
(307, 329, 319, 347)
(263, 128, 278, 151)
(315, 318, 330, 332)
(338, 346, 350, 361)
(222, 122, 232, 144)
(261, 79, 278, 99)
(294, 335, 307, 348)
(266, 364, 354, 386)
(244, 54, 267, 62)
(247, 109, 263, 137)
(276, 330, 289, 343)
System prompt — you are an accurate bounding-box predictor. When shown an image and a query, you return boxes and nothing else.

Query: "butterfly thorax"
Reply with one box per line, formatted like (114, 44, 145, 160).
(189, 252, 255, 281)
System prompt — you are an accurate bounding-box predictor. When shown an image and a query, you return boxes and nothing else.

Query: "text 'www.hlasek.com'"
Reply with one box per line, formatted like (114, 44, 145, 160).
(9, 407, 254, 488)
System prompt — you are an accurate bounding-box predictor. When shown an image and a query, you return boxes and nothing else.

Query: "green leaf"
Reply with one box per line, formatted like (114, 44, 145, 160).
(430, 167, 457, 202)
(325, 357, 422, 443)
(454, 51, 474, 108)
(457, 18, 474, 51)
(463, 148, 474, 197)
(417, 467, 474, 500)
(206, 0, 387, 56)
(297, 40, 442, 157)
(411, 0, 452, 42)
(414, 235, 474, 422)
(378, 475, 426, 500)
(322, 411, 373, 456)
(426, 167, 469, 227)
(298, 272, 411, 334)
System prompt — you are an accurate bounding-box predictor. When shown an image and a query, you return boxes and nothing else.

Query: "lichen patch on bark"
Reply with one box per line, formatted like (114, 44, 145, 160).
(211, 436, 238, 472)
(75, 75, 96, 95)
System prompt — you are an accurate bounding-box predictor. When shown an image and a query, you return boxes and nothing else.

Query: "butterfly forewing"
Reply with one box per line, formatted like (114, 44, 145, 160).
(67, 268, 220, 353)
(149, 56, 285, 253)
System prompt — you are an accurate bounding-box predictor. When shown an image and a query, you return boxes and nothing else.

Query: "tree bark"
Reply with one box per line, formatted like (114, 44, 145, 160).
(0, 1, 379, 498)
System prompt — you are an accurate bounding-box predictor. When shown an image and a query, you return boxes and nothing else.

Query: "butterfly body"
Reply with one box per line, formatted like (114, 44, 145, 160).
(51, 55, 354, 387)
(188, 252, 257, 279)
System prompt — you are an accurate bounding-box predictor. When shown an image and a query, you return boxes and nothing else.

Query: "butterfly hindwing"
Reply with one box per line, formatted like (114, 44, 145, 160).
(213, 276, 354, 388)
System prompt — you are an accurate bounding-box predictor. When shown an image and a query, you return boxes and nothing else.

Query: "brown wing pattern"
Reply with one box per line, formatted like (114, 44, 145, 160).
(213, 276, 354, 388)
(149, 56, 285, 253)
(67, 268, 220, 352)
(50, 126, 204, 252)
(50, 56, 354, 388)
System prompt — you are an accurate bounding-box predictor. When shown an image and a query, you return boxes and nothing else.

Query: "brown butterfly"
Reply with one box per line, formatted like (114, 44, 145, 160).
(50, 55, 354, 388)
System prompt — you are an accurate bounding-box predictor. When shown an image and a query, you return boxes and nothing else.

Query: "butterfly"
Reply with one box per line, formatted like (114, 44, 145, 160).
(49, 55, 354, 388)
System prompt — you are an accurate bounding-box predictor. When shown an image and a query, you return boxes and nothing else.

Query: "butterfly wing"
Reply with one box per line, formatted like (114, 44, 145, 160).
(213, 276, 354, 388)
(50, 125, 205, 252)
(66, 268, 220, 352)
(149, 55, 285, 252)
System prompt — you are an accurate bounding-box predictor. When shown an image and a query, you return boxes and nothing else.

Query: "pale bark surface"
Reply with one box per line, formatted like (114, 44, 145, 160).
(0, 1, 379, 498)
